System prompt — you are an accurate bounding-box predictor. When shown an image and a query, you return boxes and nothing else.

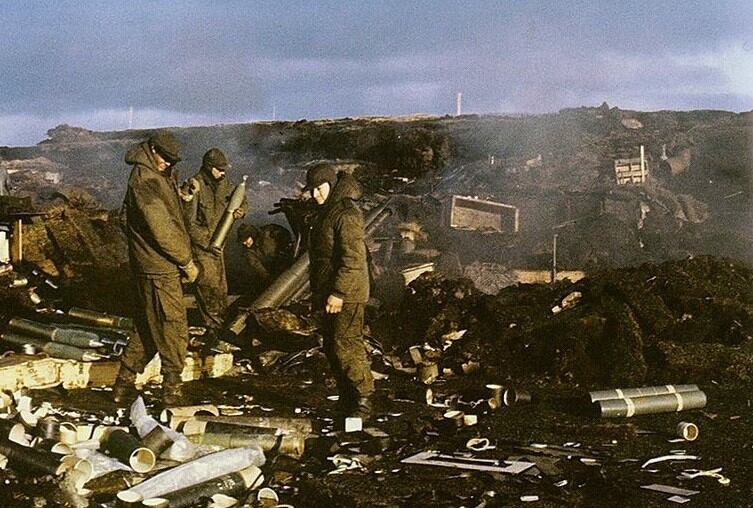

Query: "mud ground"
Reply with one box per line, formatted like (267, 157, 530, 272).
(0, 369, 750, 508)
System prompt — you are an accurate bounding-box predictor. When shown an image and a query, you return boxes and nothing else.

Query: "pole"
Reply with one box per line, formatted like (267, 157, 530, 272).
(551, 233, 558, 284)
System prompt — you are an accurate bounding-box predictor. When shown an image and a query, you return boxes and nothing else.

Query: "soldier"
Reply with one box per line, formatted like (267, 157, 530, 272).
(180, 148, 246, 351)
(305, 163, 374, 419)
(115, 131, 198, 405)
(237, 223, 293, 296)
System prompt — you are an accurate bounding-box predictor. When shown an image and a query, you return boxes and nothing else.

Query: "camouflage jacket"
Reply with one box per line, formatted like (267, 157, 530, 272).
(183, 167, 246, 250)
(308, 173, 369, 304)
(122, 142, 192, 276)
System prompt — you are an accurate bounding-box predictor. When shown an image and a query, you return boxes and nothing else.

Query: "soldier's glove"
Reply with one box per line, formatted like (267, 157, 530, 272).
(180, 259, 200, 284)
(179, 178, 199, 202)
(204, 244, 224, 257)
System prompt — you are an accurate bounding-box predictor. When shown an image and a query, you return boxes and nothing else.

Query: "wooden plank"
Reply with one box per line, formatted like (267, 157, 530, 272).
(0, 352, 234, 392)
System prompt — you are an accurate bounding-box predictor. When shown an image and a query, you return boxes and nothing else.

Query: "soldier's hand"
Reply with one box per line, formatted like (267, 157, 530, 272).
(180, 259, 200, 284)
(325, 294, 344, 314)
(233, 207, 246, 220)
(210, 245, 224, 257)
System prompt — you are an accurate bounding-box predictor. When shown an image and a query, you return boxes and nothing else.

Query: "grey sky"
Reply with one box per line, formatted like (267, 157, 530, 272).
(1, 1, 752, 145)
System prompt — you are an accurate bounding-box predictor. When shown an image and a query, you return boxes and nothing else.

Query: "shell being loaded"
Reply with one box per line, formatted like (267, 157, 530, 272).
(596, 390, 707, 418)
(209, 175, 247, 250)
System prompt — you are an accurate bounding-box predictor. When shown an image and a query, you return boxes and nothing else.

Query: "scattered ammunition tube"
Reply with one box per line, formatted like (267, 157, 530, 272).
(34, 439, 73, 455)
(103, 429, 155, 473)
(486, 384, 504, 410)
(188, 432, 305, 456)
(677, 421, 699, 441)
(0, 438, 69, 475)
(588, 384, 699, 403)
(210, 175, 248, 251)
(159, 404, 219, 422)
(121, 446, 266, 501)
(182, 419, 280, 436)
(417, 362, 439, 385)
(151, 465, 263, 508)
(0, 390, 14, 409)
(141, 426, 174, 457)
(194, 415, 313, 434)
(596, 390, 707, 418)
(115, 490, 143, 507)
(8, 318, 102, 347)
(67, 307, 134, 330)
(36, 417, 60, 440)
(0, 419, 27, 445)
(503, 388, 532, 406)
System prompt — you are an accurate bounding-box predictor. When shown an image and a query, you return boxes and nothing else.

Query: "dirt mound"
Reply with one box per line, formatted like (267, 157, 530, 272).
(376, 256, 753, 386)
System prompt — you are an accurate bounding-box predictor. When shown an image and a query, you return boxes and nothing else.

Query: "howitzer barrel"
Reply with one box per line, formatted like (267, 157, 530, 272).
(209, 175, 248, 250)
(278, 201, 393, 305)
(224, 198, 392, 341)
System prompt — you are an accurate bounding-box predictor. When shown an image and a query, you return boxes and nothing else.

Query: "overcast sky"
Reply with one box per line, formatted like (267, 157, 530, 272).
(1, 1, 752, 146)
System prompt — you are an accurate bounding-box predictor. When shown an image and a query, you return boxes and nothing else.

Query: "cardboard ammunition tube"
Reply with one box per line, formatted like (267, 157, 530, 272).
(36, 417, 60, 440)
(183, 419, 283, 437)
(116, 490, 144, 507)
(159, 404, 219, 422)
(443, 410, 465, 428)
(158, 465, 263, 508)
(0, 418, 27, 442)
(417, 362, 439, 385)
(596, 390, 707, 418)
(486, 384, 504, 409)
(189, 432, 305, 456)
(195, 415, 313, 434)
(59, 422, 78, 445)
(141, 499, 169, 508)
(0, 391, 13, 409)
(504, 388, 531, 406)
(408, 346, 424, 365)
(0, 439, 68, 475)
(76, 423, 94, 442)
(141, 426, 174, 457)
(35, 439, 73, 455)
(677, 421, 699, 441)
(7, 422, 29, 446)
(588, 384, 699, 403)
(104, 430, 155, 473)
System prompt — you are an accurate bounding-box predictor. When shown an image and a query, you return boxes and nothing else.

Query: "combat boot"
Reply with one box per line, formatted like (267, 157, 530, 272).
(161, 374, 185, 407)
(112, 369, 138, 405)
(350, 395, 374, 422)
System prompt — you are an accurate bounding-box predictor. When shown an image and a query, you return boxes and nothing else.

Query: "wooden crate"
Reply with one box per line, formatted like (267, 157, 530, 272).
(0, 352, 234, 392)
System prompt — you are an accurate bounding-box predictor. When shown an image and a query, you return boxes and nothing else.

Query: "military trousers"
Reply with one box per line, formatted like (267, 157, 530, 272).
(321, 302, 375, 401)
(193, 248, 228, 333)
(120, 273, 189, 380)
